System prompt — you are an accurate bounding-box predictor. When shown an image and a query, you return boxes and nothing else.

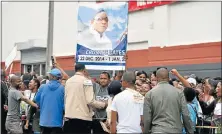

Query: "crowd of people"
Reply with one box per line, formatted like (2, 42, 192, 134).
(1, 63, 221, 134)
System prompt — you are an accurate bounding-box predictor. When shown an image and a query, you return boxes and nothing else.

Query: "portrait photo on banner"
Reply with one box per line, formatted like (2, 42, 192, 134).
(76, 2, 128, 70)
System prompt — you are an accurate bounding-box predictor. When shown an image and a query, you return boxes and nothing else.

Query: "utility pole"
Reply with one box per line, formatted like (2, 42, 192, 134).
(46, 1, 54, 74)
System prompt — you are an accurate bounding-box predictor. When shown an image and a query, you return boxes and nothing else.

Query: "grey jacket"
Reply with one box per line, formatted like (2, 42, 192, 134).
(143, 81, 194, 134)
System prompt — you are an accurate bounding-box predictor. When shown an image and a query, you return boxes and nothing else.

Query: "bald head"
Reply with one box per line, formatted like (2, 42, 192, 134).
(10, 75, 21, 89)
(156, 68, 169, 82)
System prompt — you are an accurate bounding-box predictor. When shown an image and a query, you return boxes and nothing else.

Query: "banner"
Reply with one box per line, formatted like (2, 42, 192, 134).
(128, 1, 175, 12)
(76, 2, 128, 70)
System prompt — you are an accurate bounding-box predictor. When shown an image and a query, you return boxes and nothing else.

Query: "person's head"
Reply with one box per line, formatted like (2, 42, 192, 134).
(151, 71, 156, 81)
(108, 80, 122, 97)
(29, 78, 40, 91)
(216, 81, 221, 98)
(136, 71, 148, 81)
(140, 82, 151, 96)
(135, 79, 143, 92)
(121, 71, 136, 89)
(156, 68, 169, 83)
(10, 75, 22, 89)
(183, 87, 196, 103)
(48, 68, 62, 80)
(99, 71, 110, 87)
(187, 77, 197, 88)
(91, 10, 108, 34)
(75, 64, 88, 76)
(203, 78, 217, 93)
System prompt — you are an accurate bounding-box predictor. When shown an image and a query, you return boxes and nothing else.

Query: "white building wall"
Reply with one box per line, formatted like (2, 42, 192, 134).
(2, 1, 221, 60)
(128, 1, 221, 50)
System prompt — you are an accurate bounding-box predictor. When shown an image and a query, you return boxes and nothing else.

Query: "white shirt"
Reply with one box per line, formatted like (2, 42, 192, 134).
(111, 88, 144, 133)
(214, 103, 221, 115)
(77, 27, 113, 50)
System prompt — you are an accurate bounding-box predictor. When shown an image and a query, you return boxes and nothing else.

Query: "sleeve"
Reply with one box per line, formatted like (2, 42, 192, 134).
(110, 97, 117, 112)
(199, 100, 216, 115)
(13, 90, 23, 101)
(85, 84, 105, 109)
(180, 92, 194, 134)
(34, 85, 44, 106)
(143, 92, 152, 133)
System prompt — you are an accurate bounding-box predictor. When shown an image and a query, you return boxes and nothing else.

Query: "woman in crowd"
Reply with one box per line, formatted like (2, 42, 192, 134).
(202, 78, 216, 105)
(136, 71, 148, 81)
(198, 81, 221, 133)
(140, 81, 151, 96)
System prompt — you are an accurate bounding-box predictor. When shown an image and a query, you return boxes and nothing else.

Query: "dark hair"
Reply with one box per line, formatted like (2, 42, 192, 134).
(196, 76, 202, 84)
(137, 71, 148, 78)
(152, 71, 157, 77)
(100, 71, 111, 79)
(214, 77, 222, 81)
(183, 87, 196, 102)
(108, 80, 122, 97)
(169, 78, 178, 86)
(75, 64, 85, 72)
(32, 78, 41, 89)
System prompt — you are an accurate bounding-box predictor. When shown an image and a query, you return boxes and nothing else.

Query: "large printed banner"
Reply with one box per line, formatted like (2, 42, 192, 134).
(76, 2, 128, 70)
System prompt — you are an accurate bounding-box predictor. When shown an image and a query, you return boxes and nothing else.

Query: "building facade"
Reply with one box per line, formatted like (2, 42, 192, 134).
(2, 1, 221, 78)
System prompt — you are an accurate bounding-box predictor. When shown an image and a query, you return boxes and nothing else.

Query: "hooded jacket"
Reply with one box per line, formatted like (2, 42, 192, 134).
(34, 80, 64, 127)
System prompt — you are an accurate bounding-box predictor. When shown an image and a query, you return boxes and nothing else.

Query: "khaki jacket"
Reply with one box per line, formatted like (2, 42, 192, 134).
(64, 72, 106, 121)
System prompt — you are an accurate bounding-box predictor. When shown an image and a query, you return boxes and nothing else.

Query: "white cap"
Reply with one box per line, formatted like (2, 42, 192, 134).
(187, 78, 197, 86)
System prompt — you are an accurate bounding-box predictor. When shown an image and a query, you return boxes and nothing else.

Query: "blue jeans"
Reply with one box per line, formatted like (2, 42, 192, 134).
(34, 132, 41, 134)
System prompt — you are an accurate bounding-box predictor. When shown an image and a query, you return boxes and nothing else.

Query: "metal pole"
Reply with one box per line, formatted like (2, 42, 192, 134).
(46, 1, 54, 74)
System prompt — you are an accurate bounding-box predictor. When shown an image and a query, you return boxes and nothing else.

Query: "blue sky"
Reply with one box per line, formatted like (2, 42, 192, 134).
(78, 2, 128, 48)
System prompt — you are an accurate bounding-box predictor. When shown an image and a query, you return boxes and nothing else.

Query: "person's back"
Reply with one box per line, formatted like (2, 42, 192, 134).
(65, 73, 93, 120)
(143, 68, 193, 134)
(149, 82, 184, 132)
(35, 80, 64, 127)
(111, 89, 144, 133)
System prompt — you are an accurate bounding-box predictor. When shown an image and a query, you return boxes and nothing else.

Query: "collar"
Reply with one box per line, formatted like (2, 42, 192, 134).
(75, 72, 84, 76)
(157, 81, 169, 85)
(90, 26, 104, 38)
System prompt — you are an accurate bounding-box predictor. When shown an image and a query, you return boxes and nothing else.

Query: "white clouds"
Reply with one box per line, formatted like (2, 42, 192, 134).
(107, 16, 126, 31)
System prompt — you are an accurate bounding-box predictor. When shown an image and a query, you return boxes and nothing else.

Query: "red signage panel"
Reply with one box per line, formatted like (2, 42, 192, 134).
(129, 1, 175, 12)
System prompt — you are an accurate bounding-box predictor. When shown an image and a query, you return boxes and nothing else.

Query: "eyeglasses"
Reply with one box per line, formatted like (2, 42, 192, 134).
(94, 17, 108, 22)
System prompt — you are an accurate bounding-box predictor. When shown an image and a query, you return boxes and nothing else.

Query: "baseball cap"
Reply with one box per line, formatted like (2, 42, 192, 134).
(48, 68, 62, 78)
(187, 77, 197, 86)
